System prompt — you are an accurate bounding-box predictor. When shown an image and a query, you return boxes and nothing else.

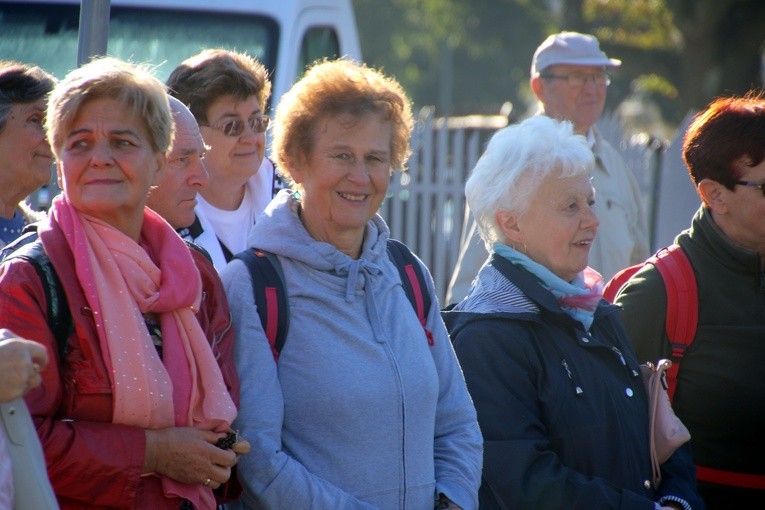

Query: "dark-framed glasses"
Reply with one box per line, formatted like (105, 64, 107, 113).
(540, 71, 611, 89)
(200, 114, 269, 137)
(735, 180, 765, 197)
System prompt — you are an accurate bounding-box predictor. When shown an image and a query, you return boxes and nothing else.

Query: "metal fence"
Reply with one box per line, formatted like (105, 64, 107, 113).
(380, 108, 507, 303)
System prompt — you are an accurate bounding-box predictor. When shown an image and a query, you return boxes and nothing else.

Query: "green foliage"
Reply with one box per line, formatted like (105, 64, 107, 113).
(353, 0, 764, 131)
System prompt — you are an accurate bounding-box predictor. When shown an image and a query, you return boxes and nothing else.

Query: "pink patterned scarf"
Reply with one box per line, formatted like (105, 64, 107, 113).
(44, 194, 236, 508)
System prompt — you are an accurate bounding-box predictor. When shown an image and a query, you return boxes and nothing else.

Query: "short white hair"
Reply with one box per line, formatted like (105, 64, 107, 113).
(465, 115, 595, 248)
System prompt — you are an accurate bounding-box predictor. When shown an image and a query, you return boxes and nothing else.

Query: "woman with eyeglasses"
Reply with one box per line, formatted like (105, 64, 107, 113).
(167, 49, 281, 270)
(613, 93, 765, 508)
(0, 57, 246, 509)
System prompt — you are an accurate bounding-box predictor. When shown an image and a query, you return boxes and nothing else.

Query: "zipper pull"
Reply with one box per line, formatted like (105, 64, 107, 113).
(561, 358, 583, 395)
(611, 346, 626, 366)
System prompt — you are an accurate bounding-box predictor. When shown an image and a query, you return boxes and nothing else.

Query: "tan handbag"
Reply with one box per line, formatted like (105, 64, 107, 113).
(0, 398, 59, 509)
(640, 359, 691, 487)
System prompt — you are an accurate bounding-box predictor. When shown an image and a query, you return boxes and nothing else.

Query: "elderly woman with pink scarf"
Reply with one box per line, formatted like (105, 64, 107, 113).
(0, 57, 246, 509)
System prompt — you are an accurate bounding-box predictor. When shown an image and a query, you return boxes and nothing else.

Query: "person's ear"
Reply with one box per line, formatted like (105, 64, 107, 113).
(697, 178, 729, 214)
(530, 75, 543, 101)
(56, 160, 64, 190)
(149, 153, 165, 187)
(287, 151, 307, 184)
(495, 209, 523, 244)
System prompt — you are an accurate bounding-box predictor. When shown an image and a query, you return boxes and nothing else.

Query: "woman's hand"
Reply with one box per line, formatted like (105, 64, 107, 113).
(143, 427, 238, 488)
(0, 333, 49, 402)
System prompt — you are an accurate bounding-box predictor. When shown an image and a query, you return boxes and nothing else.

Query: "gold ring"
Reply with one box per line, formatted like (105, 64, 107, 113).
(203, 478, 212, 487)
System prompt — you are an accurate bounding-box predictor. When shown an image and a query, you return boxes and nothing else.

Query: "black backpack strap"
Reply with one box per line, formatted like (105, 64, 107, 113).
(3, 238, 72, 360)
(386, 238, 434, 346)
(183, 239, 214, 264)
(233, 248, 289, 361)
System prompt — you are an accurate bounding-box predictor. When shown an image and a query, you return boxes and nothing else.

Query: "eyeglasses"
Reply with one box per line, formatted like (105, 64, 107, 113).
(735, 180, 765, 197)
(540, 71, 611, 89)
(199, 114, 269, 137)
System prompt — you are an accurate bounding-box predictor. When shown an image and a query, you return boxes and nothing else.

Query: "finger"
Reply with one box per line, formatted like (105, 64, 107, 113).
(26, 341, 49, 368)
(210, 446, 237, 468)
(26, 369, 43, 392)
(197, 428, 226, 445)
(231, 438, 251, 456)
(206, 463, 232, 489)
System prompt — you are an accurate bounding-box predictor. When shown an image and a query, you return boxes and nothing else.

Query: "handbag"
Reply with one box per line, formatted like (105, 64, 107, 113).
(640, 359, 691, 487)
(0, 398, 59, 509)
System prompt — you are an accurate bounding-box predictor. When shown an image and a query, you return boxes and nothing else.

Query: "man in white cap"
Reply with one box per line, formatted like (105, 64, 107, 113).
(446, 31, 649, 304)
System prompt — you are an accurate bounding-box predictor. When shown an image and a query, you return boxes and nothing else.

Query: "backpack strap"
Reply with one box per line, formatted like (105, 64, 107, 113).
(233, 248, 289, 361)
(649, 245, 697, 401)
(3, 238, 72, 361)
(603, 262, 643, 302)
(236, 240, 436, 362)
(386, 238, 434, 346)
(183, 239, 214, 264)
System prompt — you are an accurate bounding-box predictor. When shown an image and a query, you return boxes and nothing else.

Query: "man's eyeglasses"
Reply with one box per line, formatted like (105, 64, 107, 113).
(735, 180, 765, 197)
(540, 71, 611, 89)
(200, 114, 269, 137)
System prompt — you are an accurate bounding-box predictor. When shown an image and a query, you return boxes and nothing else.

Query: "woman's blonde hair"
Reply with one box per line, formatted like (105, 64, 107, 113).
(46, 57, 172, 158)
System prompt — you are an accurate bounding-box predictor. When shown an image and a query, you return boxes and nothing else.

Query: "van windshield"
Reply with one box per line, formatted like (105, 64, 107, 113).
(0, 3, 278, 82)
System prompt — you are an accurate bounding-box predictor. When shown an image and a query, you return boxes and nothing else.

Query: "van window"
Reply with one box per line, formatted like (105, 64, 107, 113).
(0, 2, 279, 82)
(298, 27, 340, 77)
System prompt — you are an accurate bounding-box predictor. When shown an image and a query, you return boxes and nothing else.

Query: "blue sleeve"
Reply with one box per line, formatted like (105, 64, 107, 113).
(221, 260, 376, 510)
(656, 443, 705, 510)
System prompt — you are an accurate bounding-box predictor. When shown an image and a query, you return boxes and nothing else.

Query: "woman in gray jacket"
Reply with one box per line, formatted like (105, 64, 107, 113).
(221, 59, 482, 510)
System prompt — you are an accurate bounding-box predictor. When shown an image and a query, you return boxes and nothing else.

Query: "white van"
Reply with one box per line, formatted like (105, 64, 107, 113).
(0, 0, 362, 109)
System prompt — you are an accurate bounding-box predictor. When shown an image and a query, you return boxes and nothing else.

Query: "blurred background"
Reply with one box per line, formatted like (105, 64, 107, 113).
(354, 0, 765, 139)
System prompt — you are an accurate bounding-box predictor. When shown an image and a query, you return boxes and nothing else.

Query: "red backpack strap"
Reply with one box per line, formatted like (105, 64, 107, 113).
(648, 245, 697, 401)
(233, 248, 289, 362)
(603, 263, 643, 302)
(386, 239, 434, 346)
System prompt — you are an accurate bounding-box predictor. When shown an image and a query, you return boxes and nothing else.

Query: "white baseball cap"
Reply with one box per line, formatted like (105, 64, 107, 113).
(531, 31, 621, 76)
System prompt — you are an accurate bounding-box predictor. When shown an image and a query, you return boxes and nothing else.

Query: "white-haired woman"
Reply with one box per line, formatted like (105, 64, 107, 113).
(443, 116, 704, 510)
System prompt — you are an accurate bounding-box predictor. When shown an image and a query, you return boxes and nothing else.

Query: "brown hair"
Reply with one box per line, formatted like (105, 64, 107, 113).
(683, 91, 765, 190)
(0, 60, 56, 132)
(166, 48, 271, 124)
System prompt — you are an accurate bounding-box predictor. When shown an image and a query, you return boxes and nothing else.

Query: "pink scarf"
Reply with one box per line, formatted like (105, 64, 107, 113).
(44, 195, 236, 508)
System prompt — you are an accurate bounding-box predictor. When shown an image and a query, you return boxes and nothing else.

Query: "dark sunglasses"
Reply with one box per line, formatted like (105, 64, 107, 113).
(200, 114, 269, 137)
(735, 180, 765, 197)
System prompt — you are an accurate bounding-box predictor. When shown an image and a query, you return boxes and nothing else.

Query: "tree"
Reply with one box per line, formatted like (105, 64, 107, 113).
(353, 0, 765, 130)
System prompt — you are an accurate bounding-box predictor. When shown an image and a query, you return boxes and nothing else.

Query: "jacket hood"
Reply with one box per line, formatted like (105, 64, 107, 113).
(443, 255, 543, 339)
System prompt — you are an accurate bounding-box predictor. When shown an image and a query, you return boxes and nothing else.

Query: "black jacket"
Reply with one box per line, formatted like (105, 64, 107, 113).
(444, 254, 704, 510)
